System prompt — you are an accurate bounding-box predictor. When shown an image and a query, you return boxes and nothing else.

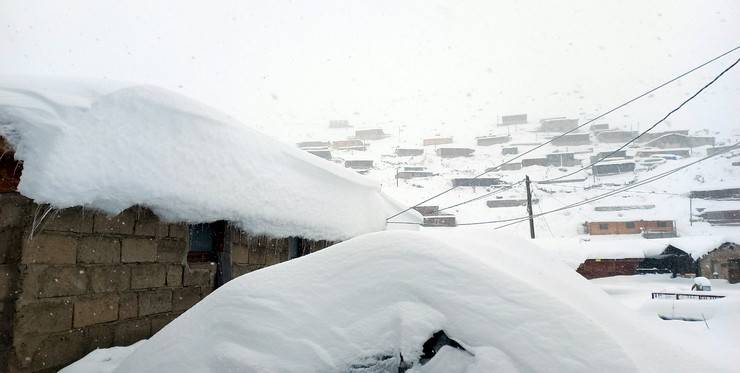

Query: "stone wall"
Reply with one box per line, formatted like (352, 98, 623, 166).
(698, 242, 739, 281)
(0, 193, 339, 372)
(2, 196, 217, 373)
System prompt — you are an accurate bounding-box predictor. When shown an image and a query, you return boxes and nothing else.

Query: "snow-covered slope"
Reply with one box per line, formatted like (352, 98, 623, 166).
(0, 77, 419, 240)
(64, 230, 720, 372)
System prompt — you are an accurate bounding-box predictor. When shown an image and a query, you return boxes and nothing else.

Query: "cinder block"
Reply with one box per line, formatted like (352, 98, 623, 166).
(119, 292, 138, 320)
(138, 289, 172, 316)
(231, 244, 249, 264)
(24, 265, 88, 298)
(78, 236, 120, 264)
(130, 263, 166, 289)
(114, 318, 151, 346)
(20, 324, 113, 371)
(183, 264, 215, 288)
(0, 195, 31, 229)
(168, 224, 188, 239)
(172, 287, 201, 311)
(73, 294, 119, 328)
(166, 265, 182, 287)
(93, 210, 135, 235)
(22, 233, 77, 265)
(156, 239, 187, 263)
(150, 312, 180, 334)
(0, 228, 23, 264)
(15, 299, 73, 336)
(232, 264, 263, 278)
(0, 264, 18, 300)
(133, 208, 169, 237)
(43, 207, 94, 233)
(121, 238, 157, 263)
(89, 266, 130, 293)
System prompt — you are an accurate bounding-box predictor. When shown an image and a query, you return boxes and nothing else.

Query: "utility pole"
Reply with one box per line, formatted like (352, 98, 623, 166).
(525, 175, 535, 239)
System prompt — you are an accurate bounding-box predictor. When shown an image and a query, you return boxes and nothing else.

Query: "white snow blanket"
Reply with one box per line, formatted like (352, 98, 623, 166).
(0, 77, 419, 240)
(64, 230, 718, 372)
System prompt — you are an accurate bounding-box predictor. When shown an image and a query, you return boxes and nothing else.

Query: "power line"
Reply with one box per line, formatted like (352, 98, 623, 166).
(492, 143, 740, 230)
(535, 54, 740, 184)
(386, 44, 740, 221)
(387, 142, 739, 226)
(437, 179, 524, 212)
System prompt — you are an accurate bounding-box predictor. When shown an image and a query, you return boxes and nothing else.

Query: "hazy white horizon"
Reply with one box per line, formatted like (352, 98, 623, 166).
(2, 0, 739, 136)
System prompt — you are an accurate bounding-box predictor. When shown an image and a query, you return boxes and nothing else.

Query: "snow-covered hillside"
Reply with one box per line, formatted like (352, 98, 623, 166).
(63, 230, 724, 373)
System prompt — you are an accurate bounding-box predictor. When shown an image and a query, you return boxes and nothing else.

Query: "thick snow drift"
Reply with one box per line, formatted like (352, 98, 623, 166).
(0, 77, 418, 240)
(64, 230, 718, 372)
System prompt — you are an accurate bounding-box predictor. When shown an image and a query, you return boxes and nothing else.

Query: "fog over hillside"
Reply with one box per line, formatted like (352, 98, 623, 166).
(2, 0, 739, 136)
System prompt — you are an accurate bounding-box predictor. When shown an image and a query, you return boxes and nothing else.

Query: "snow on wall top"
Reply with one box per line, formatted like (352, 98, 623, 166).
(0, 76, 420, 240)
(63, 230, 717, 372)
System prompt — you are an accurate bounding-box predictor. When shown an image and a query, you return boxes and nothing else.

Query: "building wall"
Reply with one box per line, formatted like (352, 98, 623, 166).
(585, 220, 674, 235)
(1, 194, 336, 372)
(698, 242, 739, 281)
(576, 259, 642, 279)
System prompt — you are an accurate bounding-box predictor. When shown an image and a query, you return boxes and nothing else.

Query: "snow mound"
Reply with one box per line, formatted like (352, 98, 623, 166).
(64, 230, 717, 372)
(0, 77, 419, 240)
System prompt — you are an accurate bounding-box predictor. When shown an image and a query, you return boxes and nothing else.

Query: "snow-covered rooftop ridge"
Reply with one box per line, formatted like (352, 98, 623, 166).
(536, 234, 740, 268)
(63, 230, 719, 372)
(0, 76, 419, 240)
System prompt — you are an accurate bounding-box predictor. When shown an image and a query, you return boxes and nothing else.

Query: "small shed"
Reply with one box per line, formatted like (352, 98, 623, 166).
(698, 210, 740, 226)
(698, 242, 739, 282)
(354, 128, 389, 141)
(296, 140, 330, 148)
(551, 133, 590, 146)
(644, 133, 715, 149)
(331, 139, 367, 151)
(344, 160, 374, 169)
(452, 178, 503, 187)
(592, 161, 635, 176)
(596, 130, 639, 143)
(436, 147, 474, 158)
(499, 113, 528, 126)
(395, 148, 424, 157)
(522, 158, 548, 167)
(476, 135, 511, 146)
(545, 153, 580, 167)
(422, 215, 457, 227)
(539, 118, 579, 132)
(423, 137, 454, 146)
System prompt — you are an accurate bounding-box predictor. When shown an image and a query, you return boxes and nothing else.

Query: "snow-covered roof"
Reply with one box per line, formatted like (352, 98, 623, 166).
(63, 230, 718, 372)
(0, 76, 420, 240)
(536, 235, 736, 268)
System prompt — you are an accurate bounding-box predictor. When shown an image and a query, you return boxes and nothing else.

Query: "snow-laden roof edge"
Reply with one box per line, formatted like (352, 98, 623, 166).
(0, 76, 421, 241)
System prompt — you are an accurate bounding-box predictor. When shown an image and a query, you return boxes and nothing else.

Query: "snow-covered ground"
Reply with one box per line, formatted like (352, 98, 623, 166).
(63, 230, 732, 373)
(591, 274, 740, 371)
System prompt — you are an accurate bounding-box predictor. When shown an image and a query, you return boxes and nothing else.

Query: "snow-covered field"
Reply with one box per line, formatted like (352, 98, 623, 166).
(63, 230, 734, 373)
(591, 274, 740, 371)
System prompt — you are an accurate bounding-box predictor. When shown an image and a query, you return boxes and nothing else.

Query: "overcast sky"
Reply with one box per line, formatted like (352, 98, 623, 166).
(2, 0, 739, 135)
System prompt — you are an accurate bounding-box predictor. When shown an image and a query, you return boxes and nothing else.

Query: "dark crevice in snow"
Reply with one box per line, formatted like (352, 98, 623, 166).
(419, 330, 472, 365)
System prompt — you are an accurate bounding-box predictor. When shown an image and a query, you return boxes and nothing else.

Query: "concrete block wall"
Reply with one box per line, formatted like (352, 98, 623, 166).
(698, 242, 739, 280)
(2, 196, 217, 373)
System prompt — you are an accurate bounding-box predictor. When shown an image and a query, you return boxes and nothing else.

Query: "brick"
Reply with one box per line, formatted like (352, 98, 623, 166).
(133, 208, 169, 237)
(24, 265, 88, 298)
(15, 299, 73, 335)
(73, 294, 119, 328)
(43, 207, 94, 233)
(130, 263, 166, 289)
(232, 264, 263, 278)
(150, 312, 181, 334)
(138, 289, 172, 316)
(231, 244, 249, 264)
(93, 210, 135, 235)
(172, 287, 201, 311)
(89, 266, 130, 293)
(0, 264, 18, 300)
(114, 319, 151, 346)
(18, 325, 113, 371)
(130, 263, 167, 289)
(0, 228, 23, 264)
(168, 223, 188, 239)
(121, 238, 157, 263)
(166, 264, 182, 287)
(0, 194, 31, 228)
(22, 233, 77, 265)
(156, 239, 187, 263)
(119, 292, 138, 319)
(183, 264, 215, 288)
(78, 236, 120, 264)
